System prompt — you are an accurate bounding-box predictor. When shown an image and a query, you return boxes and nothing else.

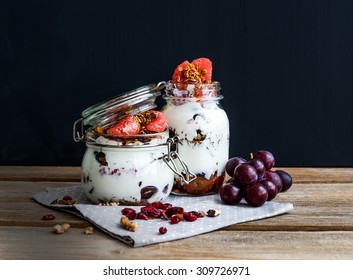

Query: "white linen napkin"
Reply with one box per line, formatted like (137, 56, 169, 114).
(32, 186, 293, 247)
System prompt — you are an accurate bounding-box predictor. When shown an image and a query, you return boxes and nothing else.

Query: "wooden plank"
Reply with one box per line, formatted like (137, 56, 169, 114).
(0, 166, 81, 182)
(1, 226, 352, 260)
(1, 181, 353, 231)
(1, 166, 353, 183)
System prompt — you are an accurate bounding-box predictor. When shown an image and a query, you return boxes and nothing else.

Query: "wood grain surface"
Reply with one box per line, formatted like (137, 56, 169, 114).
(1, 166, 353, 259)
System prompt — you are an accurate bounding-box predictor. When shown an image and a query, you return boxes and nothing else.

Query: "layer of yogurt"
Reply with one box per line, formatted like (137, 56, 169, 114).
(81, 144, 174, 204)
(162, 99, 229, 179)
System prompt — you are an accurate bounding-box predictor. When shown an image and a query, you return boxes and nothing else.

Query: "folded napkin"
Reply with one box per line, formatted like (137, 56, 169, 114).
(32, 186, 293, 247)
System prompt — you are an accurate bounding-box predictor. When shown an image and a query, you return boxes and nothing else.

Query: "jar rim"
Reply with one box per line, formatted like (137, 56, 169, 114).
(164, 80, 221, 99)
(84, 126, 170, 147)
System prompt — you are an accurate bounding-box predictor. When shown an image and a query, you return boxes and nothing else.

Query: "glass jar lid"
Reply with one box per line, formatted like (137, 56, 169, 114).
(73, 81, 166, 142)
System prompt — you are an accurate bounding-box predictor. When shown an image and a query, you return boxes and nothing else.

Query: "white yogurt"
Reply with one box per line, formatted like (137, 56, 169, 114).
(81, 130, 175, 204)
(162, 94, 230, 194)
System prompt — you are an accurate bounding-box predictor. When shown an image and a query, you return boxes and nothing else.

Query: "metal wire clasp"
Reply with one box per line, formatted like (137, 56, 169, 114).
(162, 136, 196, 184)
(73, 118, 84, 142)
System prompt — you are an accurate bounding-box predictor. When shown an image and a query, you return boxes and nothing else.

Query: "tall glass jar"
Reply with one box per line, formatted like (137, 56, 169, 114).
(162, 81, 230, 195)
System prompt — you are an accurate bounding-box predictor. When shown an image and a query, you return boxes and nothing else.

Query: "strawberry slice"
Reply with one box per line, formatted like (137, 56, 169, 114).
(192, 57, 212, 83)
(172, 60, 190, 83)
(106, 116, 141, 135)
(171, 58, 213, 84)
(145, 110, 167, 133)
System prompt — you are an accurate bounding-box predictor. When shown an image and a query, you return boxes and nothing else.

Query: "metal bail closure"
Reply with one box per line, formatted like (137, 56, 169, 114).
(73, 118, 84, 142)
(162, 137, 196, 184)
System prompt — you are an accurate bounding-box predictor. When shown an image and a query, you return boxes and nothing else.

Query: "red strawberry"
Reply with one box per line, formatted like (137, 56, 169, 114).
(172, 60, 190, 83)
(171, 58, 213, 85)
(192, 57, 212, 83)
(146, 110, 167, 132)
(106, 116, 141, 135)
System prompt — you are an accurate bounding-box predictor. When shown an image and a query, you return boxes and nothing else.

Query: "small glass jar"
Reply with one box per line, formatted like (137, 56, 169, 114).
(162, 81, 230, 195)
(73, 82, 195, 205)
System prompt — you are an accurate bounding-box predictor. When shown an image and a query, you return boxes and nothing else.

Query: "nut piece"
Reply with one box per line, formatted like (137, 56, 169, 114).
(207, 209, 221, 217)
(52, 223, 70, 234)
(197, 210, 206, 218)
(84, 226, 94, 235)
(97, 201, 119, 206)
(120, 215, 138, 232)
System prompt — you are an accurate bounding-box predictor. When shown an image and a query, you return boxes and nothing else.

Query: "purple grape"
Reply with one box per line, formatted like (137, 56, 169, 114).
(226, 177, 235, 184)
(248, 158, 265, 179)
(225, 157, 246, 176)
(253, 150, 275, 170)
(243, 182, 268, 207)
(220, 184, 242, 205)
(263, 170, 283, 192)
(258, 178, 278, 201)
(233, 163, 258, 187)
(275, 170, 293, 192)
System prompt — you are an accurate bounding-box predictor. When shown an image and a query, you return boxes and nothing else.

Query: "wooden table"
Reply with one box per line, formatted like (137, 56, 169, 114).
(1, 166, 353, 260)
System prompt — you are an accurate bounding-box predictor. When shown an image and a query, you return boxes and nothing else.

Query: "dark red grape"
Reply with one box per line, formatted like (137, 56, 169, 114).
(258, 178, 278, 201)
(253, 150, 275, 170)
(263, 170, 283, 192)
(248, 158, 265, 179)
(226, 177, 235, 184)
(275, 170, 293, 192)
(220, 184, 242, 205)
(226, 157, 246, 176)
(233, 163, 258, 187)
(243, 182, 268, 207)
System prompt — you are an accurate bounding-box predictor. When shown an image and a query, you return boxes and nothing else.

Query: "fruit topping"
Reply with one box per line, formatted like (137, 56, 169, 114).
(171, 57, 213, 84)
(172, 57, 212, 84)
(145, 110, 167, 133)
(104, 110, 167, 136)
(107, 116, 141, 135)
(192, 57, 212, 84)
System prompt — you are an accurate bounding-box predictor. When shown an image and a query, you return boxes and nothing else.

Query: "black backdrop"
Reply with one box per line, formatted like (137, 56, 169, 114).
(1, 0, 353, 166)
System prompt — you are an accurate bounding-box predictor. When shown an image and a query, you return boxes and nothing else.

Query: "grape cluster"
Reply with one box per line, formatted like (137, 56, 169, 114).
(220, 150, 293, 207)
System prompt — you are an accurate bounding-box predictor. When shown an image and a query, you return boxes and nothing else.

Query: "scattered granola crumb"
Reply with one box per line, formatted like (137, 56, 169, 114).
(84, 226, 94, 235)
(51, 195, 79, 205)
(97, 201, 119, 206)
(120, 215, 138, 232)
(197, 210, 206, 218)
(52, 223, 70, 234)
(207, 209, 221, 217)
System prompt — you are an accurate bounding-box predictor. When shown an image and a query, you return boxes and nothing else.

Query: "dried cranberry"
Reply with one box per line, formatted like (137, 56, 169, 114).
(151, 201, 163, 209)
(62, 195, 73, 201)
(161, 203, 173, 210)
(170, 215, 180, 224)
(165, 206, 184, 218)
(183, 211, 198, 222)
(121, 208, 137, 220)
(151, 201, 172, 210)
(41, 214, 55, 221)
(159, 227, 167, 234)
(136, 212, 149, 220)
(140, 205, 162, 218)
